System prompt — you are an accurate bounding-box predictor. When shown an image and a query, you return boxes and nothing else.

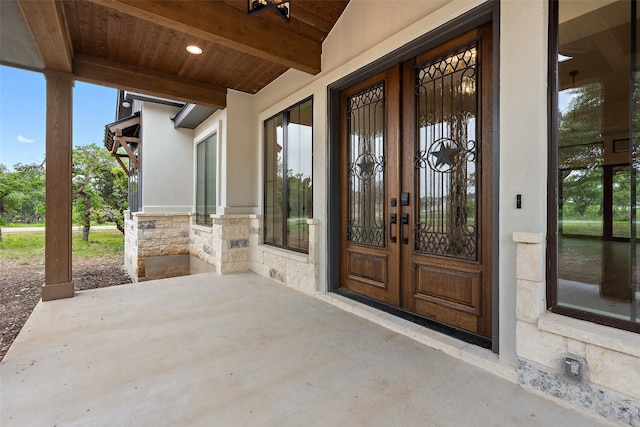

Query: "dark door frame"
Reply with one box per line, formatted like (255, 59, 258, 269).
(327, 1, 501, 353)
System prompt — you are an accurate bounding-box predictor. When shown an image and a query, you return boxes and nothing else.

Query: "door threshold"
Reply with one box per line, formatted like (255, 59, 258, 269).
(335, 288, 492, 349)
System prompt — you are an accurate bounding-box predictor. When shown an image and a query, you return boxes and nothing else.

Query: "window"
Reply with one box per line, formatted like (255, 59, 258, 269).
(128, 154, 140, 217)
(196, 134, 216, 225)
(264, 98, 313, 252)
(549, 0, 640, 332)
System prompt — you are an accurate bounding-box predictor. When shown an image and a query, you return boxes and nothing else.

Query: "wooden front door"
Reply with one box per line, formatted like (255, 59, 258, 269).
(339, 25, 493, 339)
(339, 67, 402, 306)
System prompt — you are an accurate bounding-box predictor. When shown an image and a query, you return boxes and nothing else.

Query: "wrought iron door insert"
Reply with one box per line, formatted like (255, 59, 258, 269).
(346, 82, 386, 247)
(414, 44, 478, 261)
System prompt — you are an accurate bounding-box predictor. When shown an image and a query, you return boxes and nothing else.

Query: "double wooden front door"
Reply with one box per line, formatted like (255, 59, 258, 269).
(339, 25, 493, 339)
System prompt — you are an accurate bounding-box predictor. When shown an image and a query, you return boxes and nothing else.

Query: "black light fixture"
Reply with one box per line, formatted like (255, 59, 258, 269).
(248, 0, 291, 22)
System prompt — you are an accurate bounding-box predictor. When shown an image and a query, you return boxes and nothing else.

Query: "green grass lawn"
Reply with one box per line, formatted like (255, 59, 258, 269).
(561, 220, 639, 238)
(2, 222, 116, 228)
(0, 229, 124, 259)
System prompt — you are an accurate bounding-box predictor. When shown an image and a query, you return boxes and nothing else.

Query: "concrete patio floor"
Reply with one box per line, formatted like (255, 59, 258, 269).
(1, 272, 613, 426)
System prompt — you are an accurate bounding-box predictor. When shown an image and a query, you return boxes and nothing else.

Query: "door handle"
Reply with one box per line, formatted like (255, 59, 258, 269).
(389, 213, 397, 243)
(401, 213, 409, 244)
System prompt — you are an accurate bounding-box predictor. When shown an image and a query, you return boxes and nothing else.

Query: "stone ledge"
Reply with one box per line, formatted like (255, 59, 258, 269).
(258, 244, 309, 263)
(513, 231, 545, 244)
(538, 312, 640, 358)
(211, 214, 253, 219)
(132, 212, 191, 218)
(191, 224, 213, 233)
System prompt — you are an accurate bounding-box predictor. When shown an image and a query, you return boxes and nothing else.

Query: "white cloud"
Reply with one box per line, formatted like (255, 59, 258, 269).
(17, 135, 34, 144)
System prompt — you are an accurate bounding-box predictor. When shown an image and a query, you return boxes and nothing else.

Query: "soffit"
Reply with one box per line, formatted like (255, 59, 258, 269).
(0, 0, 43, 70)
(8, 0, 350, 108)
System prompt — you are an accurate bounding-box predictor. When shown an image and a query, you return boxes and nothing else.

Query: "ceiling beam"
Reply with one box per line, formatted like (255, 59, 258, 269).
(73, 54, 227, 109)
(85, 0, 321, 74)
(17, 0, 73, 72)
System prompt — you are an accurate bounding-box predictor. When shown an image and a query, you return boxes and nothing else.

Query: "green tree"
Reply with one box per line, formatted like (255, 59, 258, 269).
(561, 168, 602, 218)
(0, 164, 9, 242)
(558, 83, 605, 222)
(287, 171, 312, 219)
(559, 83, 603, 142)
(99, 165, 128, 233)
(72, 144, 127, 241)
(0, 162, 46, 223)
(14, 162, 46, 223)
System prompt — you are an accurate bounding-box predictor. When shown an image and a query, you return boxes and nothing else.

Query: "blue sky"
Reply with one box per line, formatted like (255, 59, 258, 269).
(0, 65, 117, 170)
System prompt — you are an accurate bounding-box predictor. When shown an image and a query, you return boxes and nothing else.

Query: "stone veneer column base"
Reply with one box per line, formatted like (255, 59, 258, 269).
(518, 360, 640, 426)
(41, 282, 74, 301)
(211, 214, 252, 274)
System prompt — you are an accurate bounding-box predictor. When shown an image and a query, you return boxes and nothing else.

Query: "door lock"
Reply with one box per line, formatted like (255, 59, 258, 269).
(400, 213, 409, 244)
(389, 213, 397, 243)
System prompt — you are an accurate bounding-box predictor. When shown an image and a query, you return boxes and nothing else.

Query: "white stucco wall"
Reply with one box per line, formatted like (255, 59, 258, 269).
(498, 0, 549, 367)
(226, 91, 257, 212)
(140, 102, 194, 213)
(194, 91, 257, 215)
(194, 108, 225, 214)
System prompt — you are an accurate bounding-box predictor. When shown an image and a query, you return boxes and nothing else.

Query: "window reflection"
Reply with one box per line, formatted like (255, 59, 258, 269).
(555, 0, 639, 323)
(264, 99, 313, 252)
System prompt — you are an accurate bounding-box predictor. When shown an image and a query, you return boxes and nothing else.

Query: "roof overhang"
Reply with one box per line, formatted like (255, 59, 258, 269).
(172, 104, 218, 129)
(104, 112, 141, 177)
(2, 0, 350, 107)
(0, 0, 43, 70)
(123, 92, 186, 109)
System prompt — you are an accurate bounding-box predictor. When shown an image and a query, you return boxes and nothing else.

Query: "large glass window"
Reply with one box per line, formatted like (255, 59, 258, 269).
(196, 134, 216, 225)
(550, 0, 640, 331)
(264, 98, 313, 252)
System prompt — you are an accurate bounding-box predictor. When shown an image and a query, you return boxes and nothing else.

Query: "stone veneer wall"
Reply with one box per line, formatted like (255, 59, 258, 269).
(125, 212, 318, 291)
(249, 216, 319, 294)
(189, 214, 255, 274)
(123, 212, 191, 281)
(513, 232, 640, 426)
(189, 215, 215, 269)
(209, 214, 251, 274)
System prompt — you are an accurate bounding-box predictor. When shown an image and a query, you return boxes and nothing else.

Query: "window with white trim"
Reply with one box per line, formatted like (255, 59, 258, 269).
(196, 134, 216, 226)
(264, 98, 313, 252)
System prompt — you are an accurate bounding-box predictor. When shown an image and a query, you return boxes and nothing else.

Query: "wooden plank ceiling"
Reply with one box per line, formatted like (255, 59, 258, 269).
(18, 0, 349, 108)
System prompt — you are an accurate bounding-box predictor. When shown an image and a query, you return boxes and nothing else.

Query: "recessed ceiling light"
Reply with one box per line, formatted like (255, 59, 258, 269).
(186, 45, 203, 55)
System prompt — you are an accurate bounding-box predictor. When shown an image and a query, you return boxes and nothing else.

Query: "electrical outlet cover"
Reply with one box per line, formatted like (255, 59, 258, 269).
(563, 355, 584, 381)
